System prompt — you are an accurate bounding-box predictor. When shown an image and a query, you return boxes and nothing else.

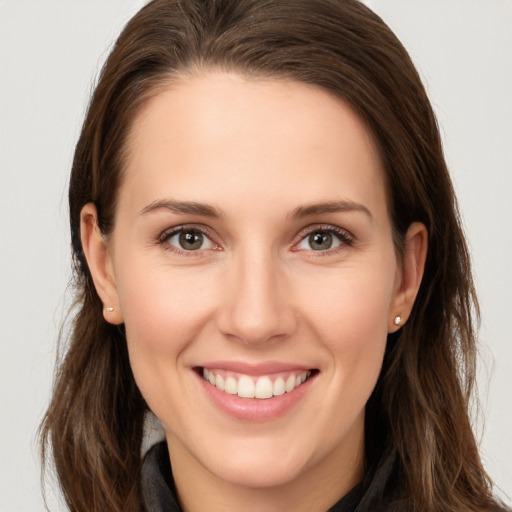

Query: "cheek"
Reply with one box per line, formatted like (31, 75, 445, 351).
(303, 263, 395, 342)
(301, 263, 395, 388)
(114, 263, 216, 401)
(118, 262, 213, 348)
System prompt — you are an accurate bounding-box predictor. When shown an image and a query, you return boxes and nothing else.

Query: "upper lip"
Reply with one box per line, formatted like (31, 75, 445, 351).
(197, 360, 315, 376)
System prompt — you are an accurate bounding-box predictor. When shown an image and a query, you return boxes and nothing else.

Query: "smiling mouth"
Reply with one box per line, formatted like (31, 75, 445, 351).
(198, 367, 318, 399)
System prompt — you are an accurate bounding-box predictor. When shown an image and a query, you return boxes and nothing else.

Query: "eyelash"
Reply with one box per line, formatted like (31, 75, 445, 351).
(293, 225, 354, 256)
(156, 224, 354, 256)
(157, 224, 219, 256)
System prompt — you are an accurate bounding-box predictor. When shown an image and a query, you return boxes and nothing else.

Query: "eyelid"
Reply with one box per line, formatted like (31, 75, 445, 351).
(291, 224, 354, 252)
(157, 224, 221, 254)
(155, 222, 353, 256)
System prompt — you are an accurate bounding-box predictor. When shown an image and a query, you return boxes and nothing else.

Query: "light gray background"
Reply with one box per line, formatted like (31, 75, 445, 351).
(1, 1, 510, 510)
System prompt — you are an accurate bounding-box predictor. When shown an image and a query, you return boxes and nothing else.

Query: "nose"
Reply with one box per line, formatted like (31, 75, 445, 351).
(216, 249, 297, 346)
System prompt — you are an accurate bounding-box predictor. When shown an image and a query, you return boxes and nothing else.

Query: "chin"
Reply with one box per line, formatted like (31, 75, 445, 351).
(166, 423, 318, 489)
(203, 445, 311, 489)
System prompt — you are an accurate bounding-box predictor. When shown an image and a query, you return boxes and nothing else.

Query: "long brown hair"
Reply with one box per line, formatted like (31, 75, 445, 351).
(40, 1, 502, 510)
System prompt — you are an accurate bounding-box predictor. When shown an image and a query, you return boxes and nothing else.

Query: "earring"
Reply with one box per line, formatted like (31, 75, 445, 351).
(393, 315, 402, 326)
(105, 307, 114, 312)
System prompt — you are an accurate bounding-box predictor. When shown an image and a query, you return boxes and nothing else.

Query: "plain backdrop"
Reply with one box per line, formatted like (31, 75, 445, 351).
(0, 1, 510, 510)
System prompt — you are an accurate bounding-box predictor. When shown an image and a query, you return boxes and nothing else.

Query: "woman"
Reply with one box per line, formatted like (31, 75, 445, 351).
(40, 0, 509, 510)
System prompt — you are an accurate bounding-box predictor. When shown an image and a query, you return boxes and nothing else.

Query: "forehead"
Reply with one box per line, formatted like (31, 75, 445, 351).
(120, 72, 387, 219)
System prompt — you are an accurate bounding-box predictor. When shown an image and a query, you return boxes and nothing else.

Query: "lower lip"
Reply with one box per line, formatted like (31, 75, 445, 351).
(196, 371, 316, 422)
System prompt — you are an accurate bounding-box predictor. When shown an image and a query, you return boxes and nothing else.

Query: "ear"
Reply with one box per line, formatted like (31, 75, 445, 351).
(388, 222, 428, 332)
(80, 203, 124, 325)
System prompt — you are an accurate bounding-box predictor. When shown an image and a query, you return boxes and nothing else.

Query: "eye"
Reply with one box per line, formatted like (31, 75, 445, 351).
(295, 227, 352, 252)
(161, 227, 217, 252)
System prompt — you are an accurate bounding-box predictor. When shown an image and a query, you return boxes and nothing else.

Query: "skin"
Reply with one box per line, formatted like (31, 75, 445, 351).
(81, 72, 427, 512)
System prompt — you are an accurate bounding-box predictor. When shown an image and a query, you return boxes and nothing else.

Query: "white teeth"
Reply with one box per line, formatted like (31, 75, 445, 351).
(255, 377, 273, 399)
(202, 368, 313, 399)
(273, 377, 285, 396)
(215, 374, 225, 391)
(238, 376, 255, 398)
(225, 376, 238, 395)
(285, 375, 296, 392)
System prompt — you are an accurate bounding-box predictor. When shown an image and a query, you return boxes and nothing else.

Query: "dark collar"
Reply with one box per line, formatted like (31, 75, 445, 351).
(141, 441, 404, 512)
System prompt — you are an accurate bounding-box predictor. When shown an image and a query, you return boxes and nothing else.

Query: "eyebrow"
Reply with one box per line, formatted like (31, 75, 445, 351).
(140, 198, 371, 221)
(140, 199, 223, 218)
(290, 200, 372, 220)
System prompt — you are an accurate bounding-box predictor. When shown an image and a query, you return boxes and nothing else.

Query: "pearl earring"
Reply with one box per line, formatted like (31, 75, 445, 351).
(393, 316, 402, 326)
(105, 307, 114, 312)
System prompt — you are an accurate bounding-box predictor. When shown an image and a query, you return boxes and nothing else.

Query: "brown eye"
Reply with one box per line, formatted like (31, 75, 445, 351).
(295, 227, 351, 253)
(308, 231, 334, 251)
(179, 231, 204, 250)
(163, 228, 215, 252)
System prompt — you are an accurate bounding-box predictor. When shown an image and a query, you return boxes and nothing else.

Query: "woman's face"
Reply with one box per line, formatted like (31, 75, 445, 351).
(85, 72, 421, 498)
